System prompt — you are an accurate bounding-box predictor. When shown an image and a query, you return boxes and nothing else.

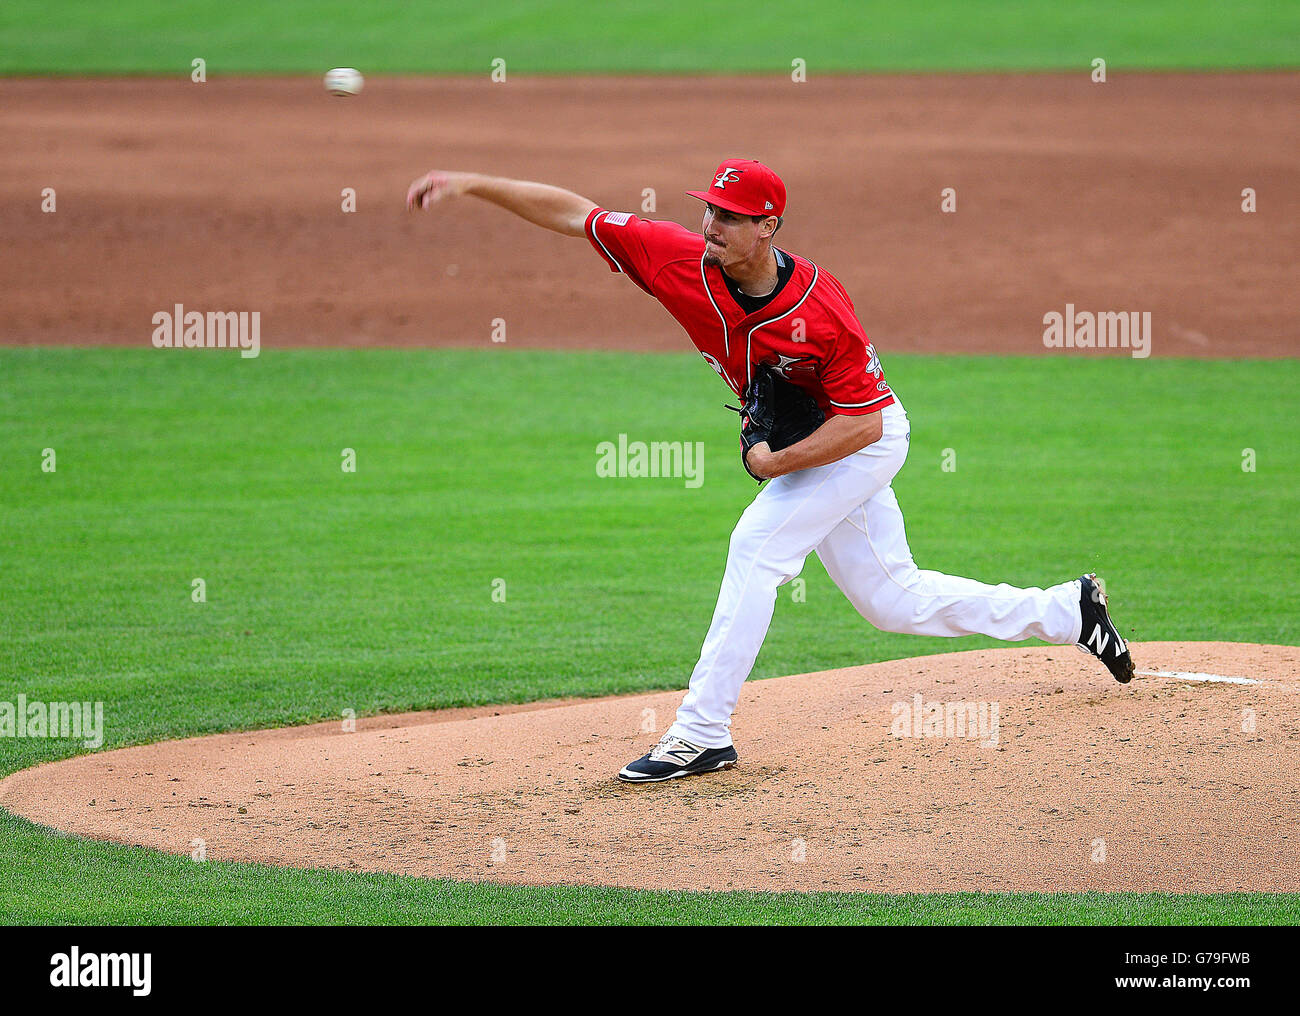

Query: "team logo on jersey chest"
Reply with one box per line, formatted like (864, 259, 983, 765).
(700, 351, 742, 394)
(770, 352, 817, 376)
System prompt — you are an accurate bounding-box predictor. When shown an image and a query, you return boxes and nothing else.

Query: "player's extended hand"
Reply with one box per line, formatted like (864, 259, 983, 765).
(406, 170, 470, 211)
(744, 441, 779, 479)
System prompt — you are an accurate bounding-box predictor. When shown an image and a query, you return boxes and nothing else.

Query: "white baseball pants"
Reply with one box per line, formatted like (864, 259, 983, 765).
(667, 399, 1084, 748)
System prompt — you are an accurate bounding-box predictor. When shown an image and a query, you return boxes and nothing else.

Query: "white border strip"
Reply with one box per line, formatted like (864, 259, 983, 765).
(590, 212, 626, 274)
(700, 253, 729, 356)
(744, 263, 818, 390)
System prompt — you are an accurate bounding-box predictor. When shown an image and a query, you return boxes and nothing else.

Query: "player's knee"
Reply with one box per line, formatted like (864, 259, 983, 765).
(863, 602, 906, 633)
(861, 585, 920, 633)
(727, 514, 772, 559)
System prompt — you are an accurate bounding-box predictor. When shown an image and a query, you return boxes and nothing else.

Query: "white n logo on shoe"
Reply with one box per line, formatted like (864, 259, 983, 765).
(651, 738, 701, 764)
(1086, 623, 1110, 656)
(1086, 622, 1127, 657)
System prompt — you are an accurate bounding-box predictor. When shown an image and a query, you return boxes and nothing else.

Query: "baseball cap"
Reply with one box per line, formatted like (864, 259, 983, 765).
(686, 158, 786, 217)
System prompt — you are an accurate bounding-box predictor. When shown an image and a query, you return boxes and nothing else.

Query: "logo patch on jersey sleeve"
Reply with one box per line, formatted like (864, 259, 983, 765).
(864, 342, 882, 376)
(603, 211, 632, 226)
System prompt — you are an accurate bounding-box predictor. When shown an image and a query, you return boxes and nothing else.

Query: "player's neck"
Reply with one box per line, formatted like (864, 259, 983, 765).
(722, 245, 779, 297)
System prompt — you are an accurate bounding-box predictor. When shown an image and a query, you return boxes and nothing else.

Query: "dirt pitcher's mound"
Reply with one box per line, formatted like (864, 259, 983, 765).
(3, 643, 1297, 893)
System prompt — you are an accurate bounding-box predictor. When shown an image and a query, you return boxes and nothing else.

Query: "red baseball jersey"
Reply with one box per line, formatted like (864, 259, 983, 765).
(584, 207, 894, 416)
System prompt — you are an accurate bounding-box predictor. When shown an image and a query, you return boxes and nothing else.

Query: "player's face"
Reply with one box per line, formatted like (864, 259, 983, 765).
(702, 204, 768, 267)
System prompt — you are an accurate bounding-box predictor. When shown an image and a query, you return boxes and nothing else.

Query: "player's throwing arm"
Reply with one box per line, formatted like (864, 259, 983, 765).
(407, 171, 596, 236)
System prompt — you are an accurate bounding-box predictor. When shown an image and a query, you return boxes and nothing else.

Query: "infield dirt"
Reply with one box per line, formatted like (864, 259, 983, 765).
(1, 73, 1297, 356)
(3, 643, 1296, 893)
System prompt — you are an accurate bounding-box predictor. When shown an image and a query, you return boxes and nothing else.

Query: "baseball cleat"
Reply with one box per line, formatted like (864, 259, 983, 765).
(617, 735, 738, 783)
(1076, 573, 1134, 683)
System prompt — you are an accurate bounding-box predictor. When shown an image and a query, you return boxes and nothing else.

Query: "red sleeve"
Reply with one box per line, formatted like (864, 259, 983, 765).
(819, 329, 895, 416)
(585, 208, 698, 296)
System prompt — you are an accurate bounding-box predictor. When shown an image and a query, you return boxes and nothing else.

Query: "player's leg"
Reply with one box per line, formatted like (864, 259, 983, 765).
(814, 484, 1082, 644)
(660, 405, 911, 752)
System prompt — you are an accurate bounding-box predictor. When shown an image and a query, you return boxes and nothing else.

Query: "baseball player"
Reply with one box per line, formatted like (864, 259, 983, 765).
(406, 158, 1135, 784)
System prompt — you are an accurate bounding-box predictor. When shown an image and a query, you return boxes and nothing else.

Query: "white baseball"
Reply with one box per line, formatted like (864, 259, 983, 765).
(324, 68, 364, 96)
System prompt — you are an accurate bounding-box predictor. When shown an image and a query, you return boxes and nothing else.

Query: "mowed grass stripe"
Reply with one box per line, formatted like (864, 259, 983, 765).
(1, 0, 1297, 74)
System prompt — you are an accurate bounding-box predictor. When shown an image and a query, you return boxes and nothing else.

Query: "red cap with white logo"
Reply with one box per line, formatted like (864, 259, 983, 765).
(686, 158, 786, 217)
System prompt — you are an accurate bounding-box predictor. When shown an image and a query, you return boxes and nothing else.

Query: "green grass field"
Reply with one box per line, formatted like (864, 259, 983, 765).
(1, 0, 1297, 74)
(1, 348, 1297, 925)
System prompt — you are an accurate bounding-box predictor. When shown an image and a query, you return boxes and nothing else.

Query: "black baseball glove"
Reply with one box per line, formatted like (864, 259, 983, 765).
(730, 364, 826, 481)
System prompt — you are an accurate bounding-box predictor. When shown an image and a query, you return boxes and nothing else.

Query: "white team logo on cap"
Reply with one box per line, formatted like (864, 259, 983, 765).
(714, 168, 743, 189)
